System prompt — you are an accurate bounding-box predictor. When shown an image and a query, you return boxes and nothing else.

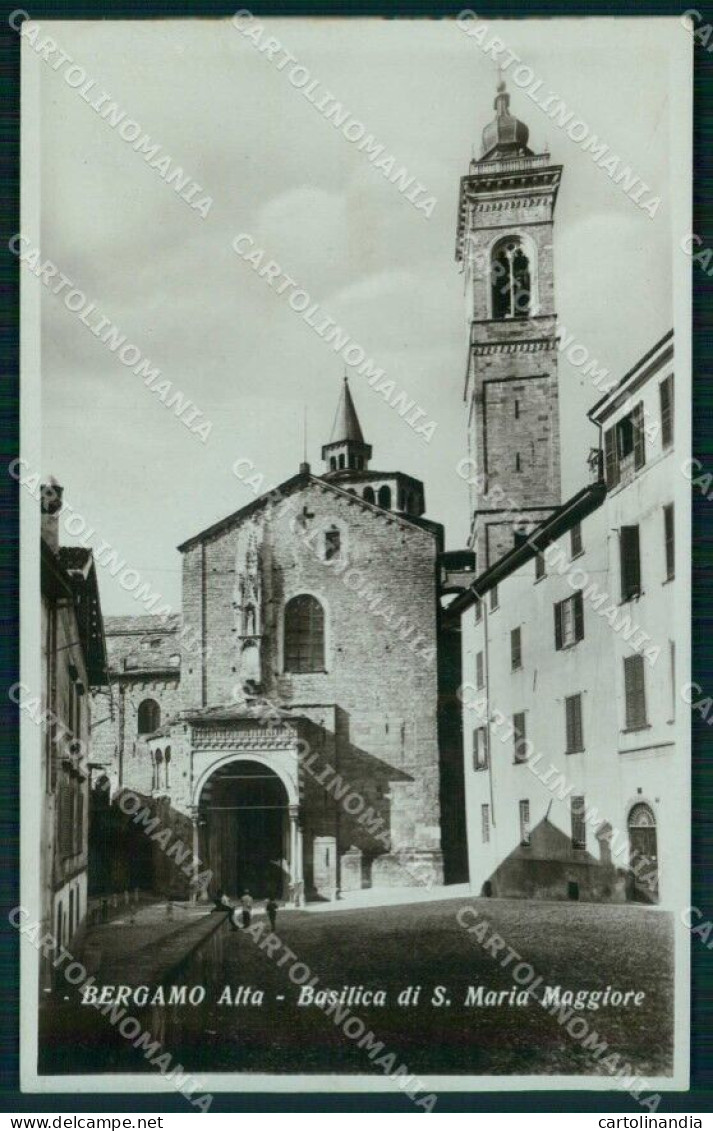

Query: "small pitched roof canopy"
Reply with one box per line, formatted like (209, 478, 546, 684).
(329, 376, 365, 445)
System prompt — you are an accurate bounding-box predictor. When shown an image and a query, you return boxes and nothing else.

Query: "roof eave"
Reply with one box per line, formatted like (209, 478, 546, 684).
(445, 480, 607, 620)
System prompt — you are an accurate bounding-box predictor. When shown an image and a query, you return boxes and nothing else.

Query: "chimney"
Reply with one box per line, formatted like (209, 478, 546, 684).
(41, 477, 63, 552)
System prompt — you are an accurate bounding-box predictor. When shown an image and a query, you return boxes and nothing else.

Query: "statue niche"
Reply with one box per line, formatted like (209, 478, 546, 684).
(233, 531, 263, 698)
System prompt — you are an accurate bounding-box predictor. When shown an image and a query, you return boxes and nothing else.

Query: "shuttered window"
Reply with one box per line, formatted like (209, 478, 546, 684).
(490, 585, 499, 611)
(476, 650, 484, 690)
(519, 800, 531, 847)
(570, 522, 583, 558)
(555, 591, 584, 650)
(607, 403, 646, 483)
(513, 712, 527, 763)
(473, 727, 488, 771)
(535, 552, 545, 581)
(481, 804, 490, 843)
(624, 654, 648, 730)
(474, 599, 482, 624)
(664, 504, 675, 580)
(620, 525, 642, 601)
(571, 796, 586, 850)
(604, 427, 619, 488)
(660, 375, 673, 448)
(565, 694, 584, 753)
(511, 627, 522, 671)
(632, 402, 646, 470)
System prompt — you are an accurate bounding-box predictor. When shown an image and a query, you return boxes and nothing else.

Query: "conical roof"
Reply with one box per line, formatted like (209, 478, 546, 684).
(329, 377, 365, 445)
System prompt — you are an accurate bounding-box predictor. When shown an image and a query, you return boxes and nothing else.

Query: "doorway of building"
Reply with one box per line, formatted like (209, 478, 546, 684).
(628, 802, 659, 903)
(198, 760, 289, 898)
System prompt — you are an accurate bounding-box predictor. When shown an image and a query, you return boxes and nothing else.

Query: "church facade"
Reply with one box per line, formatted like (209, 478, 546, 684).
(90, 381, 466, 902)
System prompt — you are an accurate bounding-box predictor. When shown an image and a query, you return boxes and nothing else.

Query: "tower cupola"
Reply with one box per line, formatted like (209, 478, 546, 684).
(481, 80, 533, 161)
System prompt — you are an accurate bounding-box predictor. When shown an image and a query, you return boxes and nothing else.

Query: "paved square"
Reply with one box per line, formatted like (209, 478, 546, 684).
(167, 896, 673, 1079)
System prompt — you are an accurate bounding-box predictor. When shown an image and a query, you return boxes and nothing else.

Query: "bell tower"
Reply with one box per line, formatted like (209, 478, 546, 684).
(322, 376, 372, 474)
(456, 79, 563, 569)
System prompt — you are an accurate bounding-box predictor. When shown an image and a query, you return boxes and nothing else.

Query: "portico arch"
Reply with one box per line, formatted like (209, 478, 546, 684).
(192, 752, 298, 810)
(193, 754, 301, 901)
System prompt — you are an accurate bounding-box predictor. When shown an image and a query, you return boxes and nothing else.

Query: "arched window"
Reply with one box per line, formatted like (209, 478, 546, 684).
(138, 698, 160, 735)
(378, 485, 392, 509)
(491, 237, 531, 320)
(338, 454, 345, 470)
(153, 748, 163, 791)
(165, 747, 171, 788)
(363, 487, 375, 504)
(284, 595, 325, 673)
(330, 456, 337, 471)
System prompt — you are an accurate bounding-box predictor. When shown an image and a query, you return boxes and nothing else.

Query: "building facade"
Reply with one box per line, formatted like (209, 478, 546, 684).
(40, 480, 108, 989)
(90, 381, 466, 901)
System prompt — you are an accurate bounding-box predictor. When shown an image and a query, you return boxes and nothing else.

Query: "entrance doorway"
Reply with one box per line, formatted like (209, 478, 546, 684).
(199, 760, 289, 898)
(628, 802, 659, 903)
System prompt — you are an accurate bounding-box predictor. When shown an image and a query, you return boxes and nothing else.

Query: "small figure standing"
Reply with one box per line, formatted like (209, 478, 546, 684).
(266, 896, 278, 932)
(241, 889, 253, 928)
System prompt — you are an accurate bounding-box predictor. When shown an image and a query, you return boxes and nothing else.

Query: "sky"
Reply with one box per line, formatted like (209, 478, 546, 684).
(38, 16, 683, 615)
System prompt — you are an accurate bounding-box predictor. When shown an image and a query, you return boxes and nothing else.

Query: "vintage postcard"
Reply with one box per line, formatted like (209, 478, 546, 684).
(17, 13, 692, 1107)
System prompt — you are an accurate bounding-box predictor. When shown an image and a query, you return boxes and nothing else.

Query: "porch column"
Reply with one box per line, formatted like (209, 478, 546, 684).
(288, 805, 301, 905)
(189, 807, 204, 903)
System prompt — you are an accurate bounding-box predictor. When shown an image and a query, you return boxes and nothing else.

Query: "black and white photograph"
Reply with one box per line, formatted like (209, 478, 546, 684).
(16, 10, 692, 1108)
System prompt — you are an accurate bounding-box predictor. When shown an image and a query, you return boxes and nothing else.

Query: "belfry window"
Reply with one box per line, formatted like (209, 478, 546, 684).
(378, 485, 392, 509)
(284, 595, 325, 673)
(491, 237, 531, 320)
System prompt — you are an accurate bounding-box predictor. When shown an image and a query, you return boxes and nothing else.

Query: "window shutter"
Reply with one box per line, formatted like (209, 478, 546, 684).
(573, 591, 584, 642)
(620, 525, 641, 600)
(660, 376, 673, 448)
(632, 401, 646, 470)
(624, 654, 647, 729)
(511, 627, 522, 670)
(575, 696, 583, 750)
(513, 712, 526, 762)
(604, 427, 619, 487)
(554, 601, 563, 651)
(566, 694, 583, 752)
(664, 504, 675, 579)
(571, 796, 586, 849)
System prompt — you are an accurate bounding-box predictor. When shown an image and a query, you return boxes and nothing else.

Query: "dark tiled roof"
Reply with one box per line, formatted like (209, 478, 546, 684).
(104, 613, 181, 636)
